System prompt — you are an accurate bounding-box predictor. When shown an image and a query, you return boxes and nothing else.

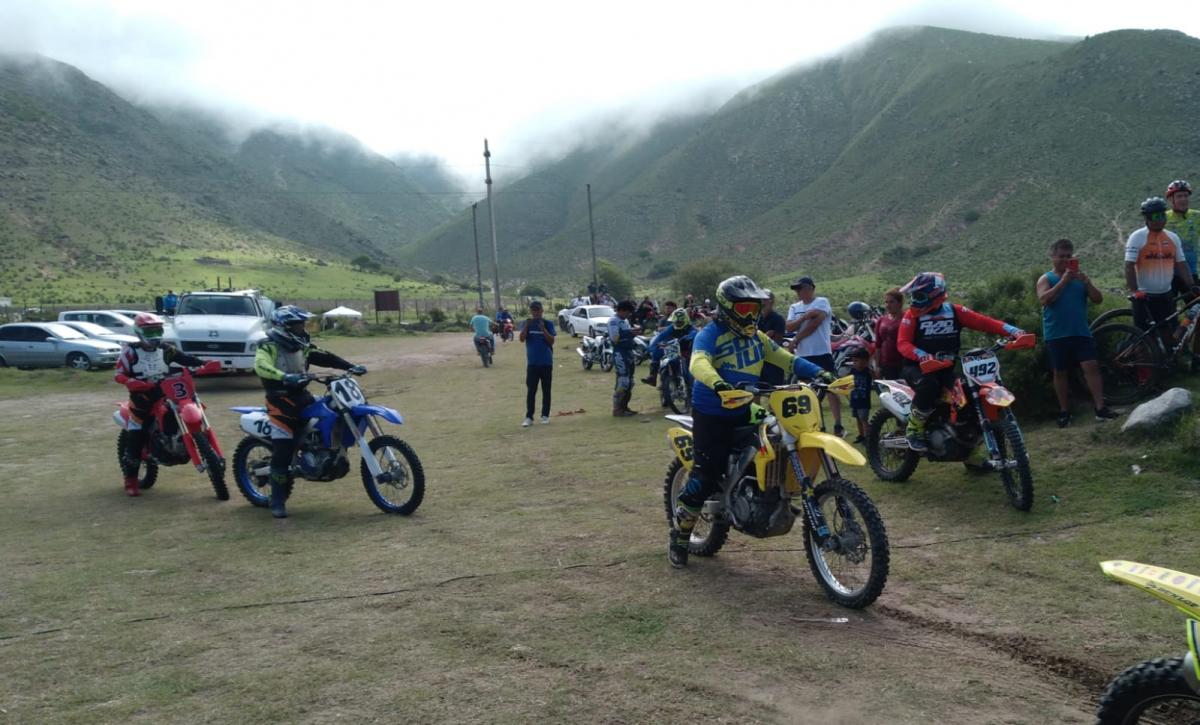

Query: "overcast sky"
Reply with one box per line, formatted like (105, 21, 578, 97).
(2, 0, 1195, 175)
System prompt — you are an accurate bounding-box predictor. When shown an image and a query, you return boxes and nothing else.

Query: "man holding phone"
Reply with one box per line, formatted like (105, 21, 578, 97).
(1037, 238, 1117, 427)
(518, 300, 556, 427)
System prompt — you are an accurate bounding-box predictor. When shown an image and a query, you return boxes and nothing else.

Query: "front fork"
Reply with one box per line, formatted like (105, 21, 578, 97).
(783, 442, 843, 547)
(347, 414, 402, 484)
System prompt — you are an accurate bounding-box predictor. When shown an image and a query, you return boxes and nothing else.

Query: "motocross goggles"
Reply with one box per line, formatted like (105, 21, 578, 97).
(139, 326, 164, 340)
(732, 301, 762, 317)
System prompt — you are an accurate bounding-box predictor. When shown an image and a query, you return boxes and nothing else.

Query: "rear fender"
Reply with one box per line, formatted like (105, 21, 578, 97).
(239, 410, 273, 439)
(878, 392, 910, 420)
(666, 426, 695, 471)
(1101, 561, 1200, 620)
(798, 431, 867, 467)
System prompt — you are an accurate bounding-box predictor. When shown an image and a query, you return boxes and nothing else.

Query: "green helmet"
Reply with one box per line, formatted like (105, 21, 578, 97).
(715, 275, 769, 338)
(670, 308, 689, 330)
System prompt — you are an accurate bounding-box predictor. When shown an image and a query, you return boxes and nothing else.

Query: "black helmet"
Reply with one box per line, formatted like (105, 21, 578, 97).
(1167, 180, 1192, 198)
(1141, 197, 1169, 216)
(847, 301, 871, 321)
(715, 275, 770, 338)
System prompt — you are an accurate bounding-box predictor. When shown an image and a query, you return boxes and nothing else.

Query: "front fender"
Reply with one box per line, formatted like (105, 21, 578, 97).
(350, 404, 403, 426)
(178, 402, 204, 430)
(799, 431, 867, 467)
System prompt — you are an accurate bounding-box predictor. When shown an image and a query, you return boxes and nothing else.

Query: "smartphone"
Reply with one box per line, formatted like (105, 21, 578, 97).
(1067, 258, 1080, 274)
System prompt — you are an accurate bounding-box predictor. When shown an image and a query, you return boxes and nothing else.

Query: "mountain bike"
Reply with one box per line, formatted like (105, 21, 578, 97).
(1092, 297, 1200, 405)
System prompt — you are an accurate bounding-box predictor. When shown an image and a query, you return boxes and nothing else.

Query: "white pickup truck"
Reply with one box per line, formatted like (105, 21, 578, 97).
(163, 290, 275, 372)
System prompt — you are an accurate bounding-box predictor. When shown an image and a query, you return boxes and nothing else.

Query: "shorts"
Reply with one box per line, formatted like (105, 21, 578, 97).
(1045, 336, 1097, 371)
(802, 353, 836, 374)
(850, 390, 871, 421)
(1133, 293, 1175, 333)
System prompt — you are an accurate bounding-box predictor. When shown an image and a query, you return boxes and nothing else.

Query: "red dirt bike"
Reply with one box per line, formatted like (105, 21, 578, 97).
(112, 360, 229, 499)
(864, 333, 1037, 511)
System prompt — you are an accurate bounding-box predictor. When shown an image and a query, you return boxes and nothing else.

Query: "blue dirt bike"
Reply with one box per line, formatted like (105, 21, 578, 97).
(230, 372, 425, 514)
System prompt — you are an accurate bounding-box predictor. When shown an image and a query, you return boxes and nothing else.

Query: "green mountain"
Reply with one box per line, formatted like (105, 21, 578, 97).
(401, 26, 1200, 291)
(0, 54, 460, 302)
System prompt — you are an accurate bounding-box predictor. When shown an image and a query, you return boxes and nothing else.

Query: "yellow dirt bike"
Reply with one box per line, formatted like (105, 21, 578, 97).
(662, 378, 890, 609)
(1097, 561, 1200, 723)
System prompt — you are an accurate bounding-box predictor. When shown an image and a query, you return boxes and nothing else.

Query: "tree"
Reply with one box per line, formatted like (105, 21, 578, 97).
(351, 255, 380, 272)
(671, 258, 761, 299)
(597, 259, 634, 301)
(646, 260, 677, 280)
(520, 283, 548, 298)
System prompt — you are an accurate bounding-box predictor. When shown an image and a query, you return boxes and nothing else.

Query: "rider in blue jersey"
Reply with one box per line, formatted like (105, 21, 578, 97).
(640, 308, 696, 388)
(669, 276, 832, 568)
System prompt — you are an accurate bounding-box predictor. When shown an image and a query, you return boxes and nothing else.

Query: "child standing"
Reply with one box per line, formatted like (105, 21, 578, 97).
(849, 347, 873, 444)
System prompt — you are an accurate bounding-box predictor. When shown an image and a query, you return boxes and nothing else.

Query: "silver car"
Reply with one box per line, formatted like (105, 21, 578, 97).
(0, 322, 123, 370)
(57, 320, 140, 346)
(57, 310, 137, 337)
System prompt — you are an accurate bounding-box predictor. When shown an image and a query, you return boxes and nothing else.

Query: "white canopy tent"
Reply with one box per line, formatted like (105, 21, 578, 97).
(322, 305, 363, 319)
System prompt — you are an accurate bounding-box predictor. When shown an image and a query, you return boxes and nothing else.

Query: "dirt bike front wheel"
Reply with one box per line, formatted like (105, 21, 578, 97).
(662, 458, 728, 557)
(192, 433, 229, 501)
(665, 372, 691, 415)
(994, 412, 1033, 512)
(117, 430, 158, 490)
(232, 436, 272, 507)
(600, 353, 614, 372)
(803, 477, 889, 609)
(361, 435, 425, 515)
(1095, 656, 1200, 724)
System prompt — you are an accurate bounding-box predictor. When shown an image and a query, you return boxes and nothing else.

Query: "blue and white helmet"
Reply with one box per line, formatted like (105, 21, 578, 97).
(268, 305, 313, 352)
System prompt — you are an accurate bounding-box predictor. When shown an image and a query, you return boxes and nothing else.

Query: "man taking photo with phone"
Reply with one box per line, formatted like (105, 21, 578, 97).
(1036, 238, 1118, 427)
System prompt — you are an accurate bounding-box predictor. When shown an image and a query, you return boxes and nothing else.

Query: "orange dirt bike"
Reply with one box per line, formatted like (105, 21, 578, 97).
(865, 333, 1037, 511)
(662, 377, 889, 609)
(1096, 561, 1200, 723)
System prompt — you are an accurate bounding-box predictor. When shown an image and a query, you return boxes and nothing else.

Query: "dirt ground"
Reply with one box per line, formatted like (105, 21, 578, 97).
(1, 332, 1193, 723)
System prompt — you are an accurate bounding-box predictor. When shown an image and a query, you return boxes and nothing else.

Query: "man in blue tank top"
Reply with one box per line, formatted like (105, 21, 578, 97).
(1036, 238, 1119, 427)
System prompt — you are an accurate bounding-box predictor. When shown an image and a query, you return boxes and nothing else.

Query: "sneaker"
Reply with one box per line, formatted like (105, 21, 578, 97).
(615, 409, 639, 417)
(540, 416, 550, 425)
(1056, 411, 1071, 428)
(852, 435, 865, 444)
(668, 530, 689, 568)
(640, 375, 657, 386)
(521, 417, 533, 427)
(833, 424, 846, 438)
(1094, 407, 1120, 421)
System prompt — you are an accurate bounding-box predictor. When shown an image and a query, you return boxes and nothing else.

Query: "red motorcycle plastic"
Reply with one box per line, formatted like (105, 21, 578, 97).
(113, 361, 229, 499)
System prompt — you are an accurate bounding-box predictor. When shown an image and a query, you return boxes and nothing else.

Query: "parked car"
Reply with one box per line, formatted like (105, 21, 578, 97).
(58, 310, 137, 337)
(0, 322, 122, 370)
(563, 305, 615, 337)
(162, 289, 274, 372)
(56, 320, 140, 346)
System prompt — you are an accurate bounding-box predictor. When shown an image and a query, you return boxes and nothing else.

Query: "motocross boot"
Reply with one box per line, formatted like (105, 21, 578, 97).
(123, 474, 141, 497)
(669, 502, 699, 568)
(641, 362, 659, 387)
(906, 408, 930, 452)
(268, 472, 292, 519)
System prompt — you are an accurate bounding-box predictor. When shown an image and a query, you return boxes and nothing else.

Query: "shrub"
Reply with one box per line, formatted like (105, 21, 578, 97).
(647, 260, 677, 280)
(351, 255, 380, 272)
(671, 258, 761, 299)
(964, 209, 981, 224)
(427, 307, 447, 323)
(520, 284, 548, 298)
(597, 259, 634, 301)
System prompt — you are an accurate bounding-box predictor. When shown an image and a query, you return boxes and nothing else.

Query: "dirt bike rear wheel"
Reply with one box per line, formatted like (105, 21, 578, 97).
(600, 352, 614, 372)
(361, 435, 425, 515)
(662, 458, 728, 557)
(995, 412, 1033, 511)
(1095, 656, 1200, 724)
(192, 433, 229, 500)
(232, 436, 272, 507)
(865, 410, 918, 482)
(116, 430, 158, 490)
(803, 477, 889, 609)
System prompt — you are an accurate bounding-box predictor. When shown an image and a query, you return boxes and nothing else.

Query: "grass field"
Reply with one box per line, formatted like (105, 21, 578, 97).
(2, 332, 1199, 723)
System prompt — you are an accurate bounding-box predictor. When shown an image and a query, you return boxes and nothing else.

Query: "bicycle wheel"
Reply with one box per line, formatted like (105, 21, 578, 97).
(1092, 323, 1164, 405)
(1089, 306, 1133, 331)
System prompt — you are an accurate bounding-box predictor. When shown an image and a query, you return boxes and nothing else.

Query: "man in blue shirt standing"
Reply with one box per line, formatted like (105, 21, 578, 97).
(1035, 238, 1118, 427)
(163, 290, 178, 316)
(609, 300, 641, 417)
(519, 300, 556, 427)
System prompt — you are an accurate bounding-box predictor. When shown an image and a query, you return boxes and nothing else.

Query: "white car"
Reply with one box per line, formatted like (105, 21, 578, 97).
(57, 320, 139, 346)
(163, 290, 275, 372)
(0, 322, 122, 370)
(563, 304, 615, 337)
(58, 310, 138, 336)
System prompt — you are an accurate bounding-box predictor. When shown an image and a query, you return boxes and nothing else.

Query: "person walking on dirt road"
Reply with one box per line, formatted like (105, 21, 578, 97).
(519, 300, 556, 427)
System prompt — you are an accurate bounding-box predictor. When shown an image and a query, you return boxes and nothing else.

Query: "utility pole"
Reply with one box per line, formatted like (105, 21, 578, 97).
(484, 139, 501, 312)
(587, 184, 598, 291)
(471, 203, 484, 309)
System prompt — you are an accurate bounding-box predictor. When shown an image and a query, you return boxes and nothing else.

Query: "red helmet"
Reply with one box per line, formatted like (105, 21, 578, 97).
(1167, 179, 1192, 198)
(133, 312, 165, 347)
(901, 272, 947, 312)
